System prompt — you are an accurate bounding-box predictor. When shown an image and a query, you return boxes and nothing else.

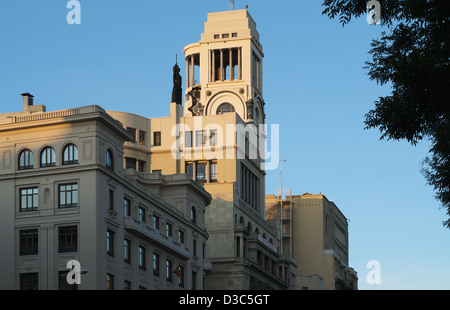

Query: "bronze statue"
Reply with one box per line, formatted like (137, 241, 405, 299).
(172, 63, 182, 105)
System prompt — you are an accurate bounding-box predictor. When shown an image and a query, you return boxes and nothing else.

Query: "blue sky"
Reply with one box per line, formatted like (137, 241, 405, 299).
(1, 0, 449, 289)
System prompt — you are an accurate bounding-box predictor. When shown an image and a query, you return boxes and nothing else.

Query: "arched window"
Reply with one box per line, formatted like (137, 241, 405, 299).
(106, 149, 114, 170)
(254, 107, 260, 126)
(62, 144, 78, 165)
(40, 147, 56, 168)
(19, 149, 34, 170)
(216, 103, 235, 115)
(191, 207, 196, 224)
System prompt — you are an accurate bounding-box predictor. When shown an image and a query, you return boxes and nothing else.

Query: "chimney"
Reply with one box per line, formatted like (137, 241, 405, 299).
(21, 93, 34, 111)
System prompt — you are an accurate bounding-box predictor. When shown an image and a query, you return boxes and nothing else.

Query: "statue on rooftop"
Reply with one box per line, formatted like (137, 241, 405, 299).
(172, 63, 182, 105)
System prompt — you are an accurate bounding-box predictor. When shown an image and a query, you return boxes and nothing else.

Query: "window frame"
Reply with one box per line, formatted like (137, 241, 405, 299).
(18, 149, 34, 170)
(62, 144, 78, 165)
(58, 183, 78, 209)
(216, 103, 235, 115)
(124, 238, 131, 264)
(195, 130, 206, 147)
(185, 131, 193, 148)
(153, 252, 160, 277)
(19, 187, 39, 212)
(210, 161, 218, 182)
(139, 130, 146, 145)
(106, 230, 115, 257)
(195, 162, 207, 183)
(58, 225, 78, 253)
(124, 197, 131, 217)
(139, 245, 146, 270)
(166, 259, 173, 282)
(105, 149, 114, 170)
(19, 229, 38, 256)
(40, 146, 56, 168)
(153, 131, 161, 147)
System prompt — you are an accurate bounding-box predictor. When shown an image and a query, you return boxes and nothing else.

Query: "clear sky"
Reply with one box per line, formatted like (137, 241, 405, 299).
(1, 0, 449, 290)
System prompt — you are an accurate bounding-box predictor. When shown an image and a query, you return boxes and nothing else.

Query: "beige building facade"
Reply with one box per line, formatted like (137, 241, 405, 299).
(0, 8, 301, 291)
(266, 193, 358, 290)
(108, 9, 297, 290)
(0, 95, 211, 290)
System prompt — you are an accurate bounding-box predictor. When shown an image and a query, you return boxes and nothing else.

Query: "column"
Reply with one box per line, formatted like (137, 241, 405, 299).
(237, 48, 242, 80)
(190, 55, 195, 87)
(220, 49, 224, 81)
(230, 48, 234, 81)
(211, 50, 216, 82)
(186, 57, 189, 88)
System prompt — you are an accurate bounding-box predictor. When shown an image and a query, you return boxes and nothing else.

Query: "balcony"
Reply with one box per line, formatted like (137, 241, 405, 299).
(124, 217, 191, 259)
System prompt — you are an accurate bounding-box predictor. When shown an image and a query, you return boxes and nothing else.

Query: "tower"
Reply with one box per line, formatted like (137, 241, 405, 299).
(108, 8, 297, 290)
(184, 9, 265, 127)
(181, 9, 295, 290)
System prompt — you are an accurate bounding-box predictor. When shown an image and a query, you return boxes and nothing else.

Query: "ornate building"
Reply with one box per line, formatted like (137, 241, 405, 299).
(0, 95, 211, 290)
(108, 9, 297, 290)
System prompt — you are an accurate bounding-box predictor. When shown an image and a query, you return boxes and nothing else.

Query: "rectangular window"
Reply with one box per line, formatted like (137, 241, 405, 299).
(178, 230, 185, 244)
(106, 230, 114, 257)
(139, 246, 146, 270)
(232, 32, 238, 38)
(124, 197, 131, 217)
(152, 169, 162, 175)
(58, 226, 78, 253)
(153, 214, 160, 230)
(177, 266, 185, 287)
(20, 187, 38, 212)
(185, 162, 194, 179)
(20, 229, 38, 256)
(166, 259, 173, 282)
(138, 206, 146, 223)
(185, 131, 193, 148)
(166, 222, 172, 238)
(210, 161, 218, 182)
(222, 33, 229, 38)
(153, 131, 161, 146)
(192, 271, 197, 290)
(59, 184, 78, 209)
(196, 162, 206, 183)
(153, 252, 160, 277)
(210, 129, 217, 146)
(139, 130, 146, 145)
(125, 157, 136, 170)
(20, 273, 38, 290)
(240, 164, 259, 210)
(195, 130, 206, 147)
(126, 127, 136, 142)
(124, 238, 131, 264)
(138, 160, 146, 172)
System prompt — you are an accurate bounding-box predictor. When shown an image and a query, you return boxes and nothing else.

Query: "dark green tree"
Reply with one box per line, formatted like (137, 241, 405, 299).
(322, 0, 450, 228)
